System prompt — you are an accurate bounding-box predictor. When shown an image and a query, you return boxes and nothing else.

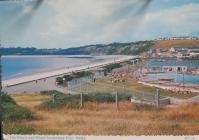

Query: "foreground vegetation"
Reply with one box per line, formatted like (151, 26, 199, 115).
(3, 74, 199, 135)
(38, 90, 132, 110)
(2, 93, 36, 134)
(103, 63, 122, 74)
(8, 93, 199, 135)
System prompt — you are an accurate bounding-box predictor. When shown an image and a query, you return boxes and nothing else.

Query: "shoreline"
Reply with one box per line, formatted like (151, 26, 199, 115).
(2, 55, 135, 87)
(2, 54, 127, 58)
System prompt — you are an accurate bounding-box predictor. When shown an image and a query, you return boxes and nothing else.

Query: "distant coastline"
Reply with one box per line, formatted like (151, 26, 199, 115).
(2, 55, 94, 58)
(1, 38, 199, 56)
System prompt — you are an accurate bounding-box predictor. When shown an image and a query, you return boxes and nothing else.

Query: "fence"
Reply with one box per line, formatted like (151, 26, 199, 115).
(66, 77, 169, 108)
(57, 62, 170, 109)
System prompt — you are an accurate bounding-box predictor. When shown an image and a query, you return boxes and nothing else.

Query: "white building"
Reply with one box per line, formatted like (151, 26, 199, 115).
(162, 66, 187, 72)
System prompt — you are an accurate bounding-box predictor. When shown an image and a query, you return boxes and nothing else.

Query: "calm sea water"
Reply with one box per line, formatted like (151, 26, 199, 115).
(2, 55, 93, 80)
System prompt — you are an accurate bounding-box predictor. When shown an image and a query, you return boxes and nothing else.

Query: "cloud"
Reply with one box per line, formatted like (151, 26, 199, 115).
(137, 3, 199, 39)
(40, 0, 151, 45)
(1, 0, 199, 48)
(39, 0, 199, 47)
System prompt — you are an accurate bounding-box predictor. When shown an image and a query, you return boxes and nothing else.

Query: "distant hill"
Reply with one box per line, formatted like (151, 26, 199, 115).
(0, 41, 154, 55)
(1, 38, 199, 55)
(154, 39, 199, 50)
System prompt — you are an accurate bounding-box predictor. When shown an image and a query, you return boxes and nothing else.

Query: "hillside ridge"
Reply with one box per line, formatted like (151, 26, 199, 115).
(1, 38, 199, 55)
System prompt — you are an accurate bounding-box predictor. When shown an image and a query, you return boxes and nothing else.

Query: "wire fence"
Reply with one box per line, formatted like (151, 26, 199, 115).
(66, 77, 162, 106)
(55, 62, 168, 108)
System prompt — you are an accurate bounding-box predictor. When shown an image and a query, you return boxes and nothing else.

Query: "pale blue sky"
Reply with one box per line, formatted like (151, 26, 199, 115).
(0, 0, 199, 48)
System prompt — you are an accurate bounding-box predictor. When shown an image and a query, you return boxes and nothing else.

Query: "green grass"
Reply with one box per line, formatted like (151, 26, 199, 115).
(104, 63, 122, 74)
(38, 90, 132, 110)
(2, 93, 35, 121)
(2, 92, 36, 134)
(94, 78, 198, 99)
(3, 122, 35, 134)
(39, 91, 91, 110)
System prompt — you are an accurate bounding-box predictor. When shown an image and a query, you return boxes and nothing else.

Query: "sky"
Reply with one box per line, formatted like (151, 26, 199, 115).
(0, 0, 199, 49)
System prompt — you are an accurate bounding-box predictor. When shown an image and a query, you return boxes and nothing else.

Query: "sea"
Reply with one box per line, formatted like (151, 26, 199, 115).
(2, 55, 113, 80)
(2, 56, 199, 84)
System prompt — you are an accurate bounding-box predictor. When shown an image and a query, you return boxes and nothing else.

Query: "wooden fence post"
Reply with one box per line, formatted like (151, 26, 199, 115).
(115, 90, 119, 111)
(156, 88, 160, 109)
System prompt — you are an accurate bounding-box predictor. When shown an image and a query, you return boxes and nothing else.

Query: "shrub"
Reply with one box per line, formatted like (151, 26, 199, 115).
(4, 123, 35, 134)
(104, 63, 122, 73)
(92, 93, 115, 103)
(2, 93, 35, 121)
(38, 91, 132, 110)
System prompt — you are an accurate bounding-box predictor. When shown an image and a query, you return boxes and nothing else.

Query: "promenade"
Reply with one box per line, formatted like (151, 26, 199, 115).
(2, 55, 135, 87)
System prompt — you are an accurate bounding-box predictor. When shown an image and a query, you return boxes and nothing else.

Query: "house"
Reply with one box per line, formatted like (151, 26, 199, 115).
(177, 51, 190, 58)
(162, 66, 187, 72)
(149, 49, 164, 58)
(170, 47, 199, 58)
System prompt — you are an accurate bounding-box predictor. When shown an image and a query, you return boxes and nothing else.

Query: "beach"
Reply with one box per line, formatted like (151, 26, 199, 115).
(2, 55, 135, 93)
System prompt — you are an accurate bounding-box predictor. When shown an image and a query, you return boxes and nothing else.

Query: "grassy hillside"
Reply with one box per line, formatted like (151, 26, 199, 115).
(154, 39, 199, 50)
(1, 41, 154, 55)
(2, 93, 36, 134)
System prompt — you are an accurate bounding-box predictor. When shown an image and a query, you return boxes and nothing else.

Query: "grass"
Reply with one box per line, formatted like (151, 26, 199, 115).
(154, 39, 199, 50)
(104, 63, 122, 74)
(3, 75, 199, 135)
(9, 93, 199, 135)
(94, 77, 198, 99)
(2, 93, 35, 121)
(38, 90, 132, 110)
(11, 93, 50, 109)
(3, 122, 35, 134)
(2, 93, 36, 134)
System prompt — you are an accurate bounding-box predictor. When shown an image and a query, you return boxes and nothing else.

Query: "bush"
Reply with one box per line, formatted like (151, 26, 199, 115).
(38, 91, 132, 110)
(2, 93, 35, 121)
(39, 91, 82, 110)
(56, 77, 64, 85)
(74, 71, 93, 78)
(4, 123, 35, 134)
(104, 63, 122, 73)
(92, 93, 115, 103)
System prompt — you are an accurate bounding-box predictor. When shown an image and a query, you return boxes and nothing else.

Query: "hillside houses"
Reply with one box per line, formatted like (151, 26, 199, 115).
(170, 47, 199, 58)
(149, 46, 199, 59)
(155, 36, 199, 41)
